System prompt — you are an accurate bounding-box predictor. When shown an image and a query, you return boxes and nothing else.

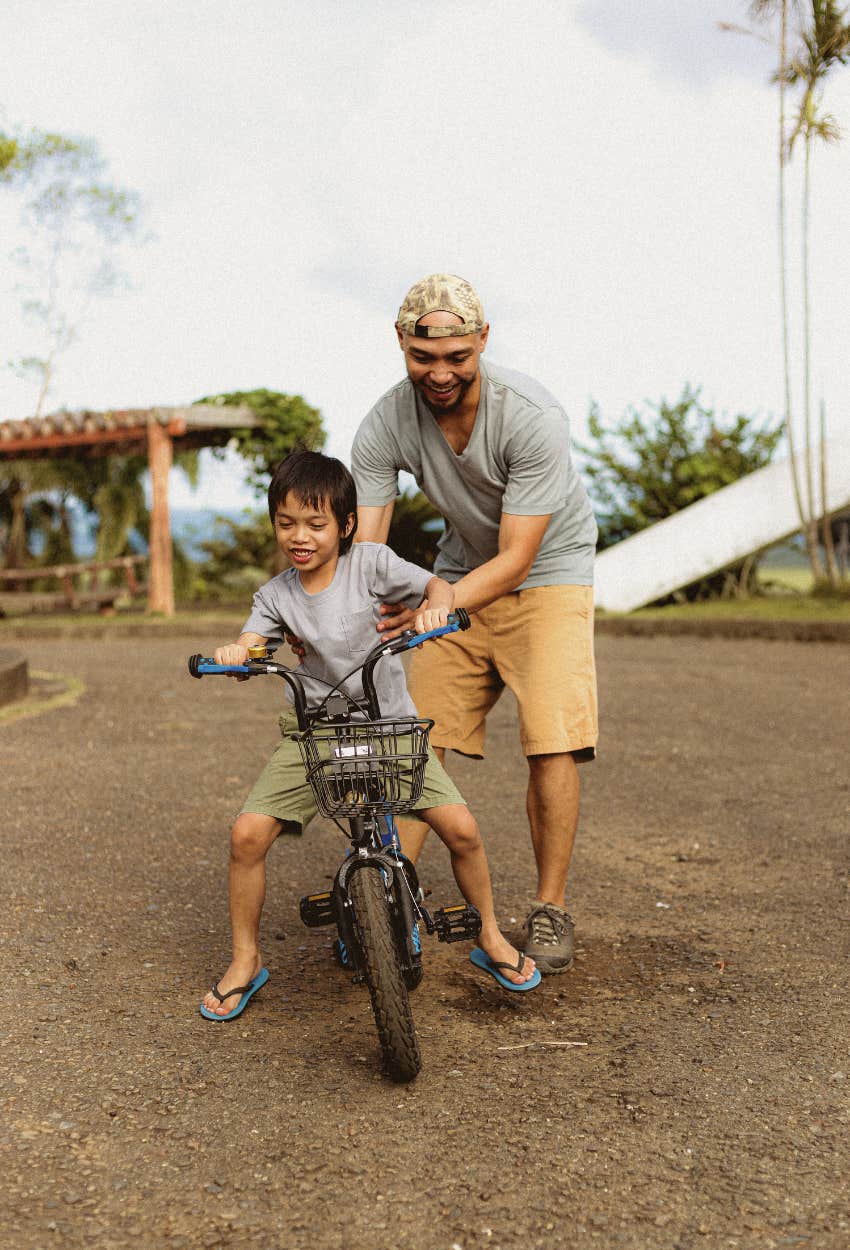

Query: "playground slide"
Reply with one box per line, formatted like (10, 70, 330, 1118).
(594, 438, 850, 613)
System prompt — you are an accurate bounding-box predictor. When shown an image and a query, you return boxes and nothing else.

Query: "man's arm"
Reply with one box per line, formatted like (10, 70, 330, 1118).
(451, 512, 552, 614)
(356, 502, 395, 545)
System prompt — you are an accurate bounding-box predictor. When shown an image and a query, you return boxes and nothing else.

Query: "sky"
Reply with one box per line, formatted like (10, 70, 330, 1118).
(1, 0, 848, 511)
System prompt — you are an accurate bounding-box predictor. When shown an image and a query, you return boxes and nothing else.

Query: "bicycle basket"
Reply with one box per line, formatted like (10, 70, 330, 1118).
(294, 717, 433, 818)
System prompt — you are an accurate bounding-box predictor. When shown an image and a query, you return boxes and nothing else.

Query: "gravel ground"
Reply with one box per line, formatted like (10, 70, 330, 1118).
(2, 633, 848, 1250)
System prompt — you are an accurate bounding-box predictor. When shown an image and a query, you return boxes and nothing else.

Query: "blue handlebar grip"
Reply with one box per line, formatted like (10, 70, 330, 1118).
(402, 621, 460, 649)
(188, 653, 253, 677)
(199, 661, 253, 674)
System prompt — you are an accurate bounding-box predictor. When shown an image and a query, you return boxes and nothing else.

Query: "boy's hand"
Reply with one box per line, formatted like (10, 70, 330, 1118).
(376, 601, 417, 639)
(214, 642, 250, 680)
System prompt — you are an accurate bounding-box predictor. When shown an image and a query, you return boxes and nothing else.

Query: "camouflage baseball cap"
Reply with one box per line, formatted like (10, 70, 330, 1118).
(396, 273, 485, 338)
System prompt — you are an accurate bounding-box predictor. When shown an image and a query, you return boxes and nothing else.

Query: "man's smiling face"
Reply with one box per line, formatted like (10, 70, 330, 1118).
(396, 311, 489, 414)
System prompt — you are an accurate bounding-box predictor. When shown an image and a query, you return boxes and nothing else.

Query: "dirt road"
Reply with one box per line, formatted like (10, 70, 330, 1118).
(3, 633, 848, 1249)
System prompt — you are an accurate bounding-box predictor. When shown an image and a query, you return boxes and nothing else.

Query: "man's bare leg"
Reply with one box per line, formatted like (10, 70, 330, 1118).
(201, 813, 281, 1016)
(397, 746, 445, 861)
(526, 751, 580, 905)
(521, 752, 580, 974)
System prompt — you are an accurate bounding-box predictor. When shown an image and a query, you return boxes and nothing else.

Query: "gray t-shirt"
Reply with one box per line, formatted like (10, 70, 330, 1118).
(241, 542, 431, 719)
(351, 359, 597, 587)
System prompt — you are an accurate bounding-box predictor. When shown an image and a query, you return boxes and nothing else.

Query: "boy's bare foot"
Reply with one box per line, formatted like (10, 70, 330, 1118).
(477, 929, 536, 985)
(201, 955, 264, 1017)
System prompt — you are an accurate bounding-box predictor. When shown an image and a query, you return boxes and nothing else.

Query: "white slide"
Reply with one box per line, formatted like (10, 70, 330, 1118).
(594, 438, 850, 613)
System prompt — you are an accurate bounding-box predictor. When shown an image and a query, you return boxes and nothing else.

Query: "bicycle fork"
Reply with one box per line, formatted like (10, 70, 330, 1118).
(299, 812, 482, 981)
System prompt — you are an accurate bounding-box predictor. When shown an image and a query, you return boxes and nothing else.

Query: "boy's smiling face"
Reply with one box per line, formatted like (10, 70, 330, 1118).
(274, 491, 354, 590)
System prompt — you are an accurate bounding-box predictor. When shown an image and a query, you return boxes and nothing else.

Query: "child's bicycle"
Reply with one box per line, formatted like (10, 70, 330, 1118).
(188, 610, 481, 1082)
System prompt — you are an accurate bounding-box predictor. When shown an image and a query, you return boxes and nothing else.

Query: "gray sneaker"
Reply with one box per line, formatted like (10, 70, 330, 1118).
(522, 902, 575, 974)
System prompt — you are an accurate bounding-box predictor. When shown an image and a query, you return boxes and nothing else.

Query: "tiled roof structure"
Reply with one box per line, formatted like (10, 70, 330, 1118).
(0, 404, 256, 459)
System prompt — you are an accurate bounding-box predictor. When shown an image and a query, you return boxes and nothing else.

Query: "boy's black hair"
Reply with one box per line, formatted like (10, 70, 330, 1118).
(268, 449, 358, 554)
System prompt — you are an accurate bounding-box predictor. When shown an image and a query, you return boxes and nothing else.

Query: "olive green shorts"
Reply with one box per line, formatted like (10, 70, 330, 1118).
(240, 712, 466, 834)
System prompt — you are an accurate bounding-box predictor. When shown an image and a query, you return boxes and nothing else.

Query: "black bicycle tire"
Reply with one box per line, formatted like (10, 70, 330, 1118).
(348, 865, 421, 1082)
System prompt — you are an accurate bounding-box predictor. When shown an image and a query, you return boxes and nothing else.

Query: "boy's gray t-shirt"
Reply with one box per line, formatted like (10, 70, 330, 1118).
(241, 542, 431, 719)
(351, 359, 597, 587)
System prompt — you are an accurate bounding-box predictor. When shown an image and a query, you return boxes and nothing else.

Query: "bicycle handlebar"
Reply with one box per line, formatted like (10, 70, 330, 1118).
(188, 609, 471, 728)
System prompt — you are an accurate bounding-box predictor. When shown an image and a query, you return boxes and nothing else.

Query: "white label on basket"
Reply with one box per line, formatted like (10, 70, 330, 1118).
(332, 744, 375, 758)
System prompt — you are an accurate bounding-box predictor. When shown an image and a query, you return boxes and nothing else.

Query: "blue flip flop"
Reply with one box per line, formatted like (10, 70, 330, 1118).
(470, 946, 541, 992)
(199, 966, 270, 1021)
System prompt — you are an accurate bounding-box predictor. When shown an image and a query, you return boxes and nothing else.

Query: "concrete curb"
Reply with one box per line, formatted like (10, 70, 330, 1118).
(0, 614, 848, 643)
(595, 615, 850, 643)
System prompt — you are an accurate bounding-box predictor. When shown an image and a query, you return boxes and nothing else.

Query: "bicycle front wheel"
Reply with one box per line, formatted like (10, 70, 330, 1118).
(348, 865, 421, 1082)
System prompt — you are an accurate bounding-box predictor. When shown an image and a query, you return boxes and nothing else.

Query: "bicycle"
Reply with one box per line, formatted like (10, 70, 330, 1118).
(188, 609, 482, 1082)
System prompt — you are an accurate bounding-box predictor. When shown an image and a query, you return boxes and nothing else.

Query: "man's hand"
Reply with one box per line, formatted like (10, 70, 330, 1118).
(375, 601, 417, 639)
(413, 604, 450, 635)
(284, 630, 306, 661)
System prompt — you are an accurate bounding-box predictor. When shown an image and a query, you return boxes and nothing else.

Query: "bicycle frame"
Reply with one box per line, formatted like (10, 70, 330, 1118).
(188, 610, 478, 986)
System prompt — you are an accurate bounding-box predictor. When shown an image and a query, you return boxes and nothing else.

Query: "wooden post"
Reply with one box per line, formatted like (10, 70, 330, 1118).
(147, 418, 174, 616)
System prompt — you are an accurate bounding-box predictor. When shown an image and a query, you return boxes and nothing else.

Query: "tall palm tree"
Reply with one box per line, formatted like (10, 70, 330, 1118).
(735, 2, 849, 583)
(785, 0, 850, 584)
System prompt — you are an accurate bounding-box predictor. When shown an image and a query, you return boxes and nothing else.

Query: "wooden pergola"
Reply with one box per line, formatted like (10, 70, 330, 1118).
(0, 404, 256, 616)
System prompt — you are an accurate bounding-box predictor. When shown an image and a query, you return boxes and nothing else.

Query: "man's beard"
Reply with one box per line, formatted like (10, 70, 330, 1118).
(414, 373, 474, 416)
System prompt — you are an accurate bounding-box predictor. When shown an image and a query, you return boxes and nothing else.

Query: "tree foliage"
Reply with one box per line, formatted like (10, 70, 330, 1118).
(190, 510, 277, 601)
(2, 128, 142, 416)
(196, 389, 326, 493)
(578, 386, 783, 552)
(387, 490, 442, 569)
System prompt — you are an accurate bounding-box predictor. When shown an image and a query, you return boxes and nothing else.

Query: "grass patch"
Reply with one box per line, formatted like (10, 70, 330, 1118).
(757, 565, 814, 595)
(0, 670, 85, 725)
(0, 607, 245, 637)
(627, 595, 849, 621)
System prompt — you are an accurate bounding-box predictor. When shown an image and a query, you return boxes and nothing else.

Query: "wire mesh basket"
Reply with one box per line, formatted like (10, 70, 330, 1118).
(294, 717, 433, 818)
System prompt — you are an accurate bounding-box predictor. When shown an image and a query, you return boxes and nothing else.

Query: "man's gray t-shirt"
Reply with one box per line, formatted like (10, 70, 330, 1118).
(241, 543, 431, 719)
(351, 359, 597, 587)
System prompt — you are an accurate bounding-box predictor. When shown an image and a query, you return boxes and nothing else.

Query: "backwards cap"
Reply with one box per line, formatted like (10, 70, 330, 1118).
(396, 273, 485, 338)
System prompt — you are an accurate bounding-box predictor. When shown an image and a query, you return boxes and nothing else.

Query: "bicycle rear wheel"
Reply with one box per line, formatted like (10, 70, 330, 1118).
(348, 865, 421, 1082)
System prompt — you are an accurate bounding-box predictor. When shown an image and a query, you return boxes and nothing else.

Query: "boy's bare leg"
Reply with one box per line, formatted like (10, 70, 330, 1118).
(201, 813, 282, 1016)
(421, 803, 536, 985)
(397, 747, 444, 861)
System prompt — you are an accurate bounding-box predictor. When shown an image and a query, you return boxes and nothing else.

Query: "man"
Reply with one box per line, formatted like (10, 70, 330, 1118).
(350, 274, 598, 974)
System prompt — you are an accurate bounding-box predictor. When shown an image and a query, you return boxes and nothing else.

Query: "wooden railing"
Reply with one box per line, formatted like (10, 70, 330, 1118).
(0, 556, 148, 612)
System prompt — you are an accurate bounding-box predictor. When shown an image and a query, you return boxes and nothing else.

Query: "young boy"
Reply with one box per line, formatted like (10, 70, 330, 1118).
(200, 450, 537, 1020)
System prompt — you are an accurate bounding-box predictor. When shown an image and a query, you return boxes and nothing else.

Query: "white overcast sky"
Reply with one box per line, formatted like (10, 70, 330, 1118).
(1, 0, 848, 509)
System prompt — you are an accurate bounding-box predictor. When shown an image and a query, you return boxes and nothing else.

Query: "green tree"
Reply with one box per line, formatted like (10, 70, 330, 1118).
(3, 130, 142, 416)
(196, 389, 326, 494)
(0, 127, 77, 181)
(578, 386, 782, 596)
(387, 491, 443, 569)
(190, 509, 277, 602)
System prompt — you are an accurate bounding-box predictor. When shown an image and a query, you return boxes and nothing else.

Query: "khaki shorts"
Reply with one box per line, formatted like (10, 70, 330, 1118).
(407, 584, 598, 761)
(241, 712, 466, 833)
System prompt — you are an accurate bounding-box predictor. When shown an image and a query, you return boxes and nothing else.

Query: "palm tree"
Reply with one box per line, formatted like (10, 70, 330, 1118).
(785, 0, 850, 584)
(728, 2, 849, 583)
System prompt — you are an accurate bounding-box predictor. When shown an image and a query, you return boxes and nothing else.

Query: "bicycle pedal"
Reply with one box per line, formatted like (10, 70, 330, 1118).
(300, 891, 335, 927)
(431, 903, 482, 944)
